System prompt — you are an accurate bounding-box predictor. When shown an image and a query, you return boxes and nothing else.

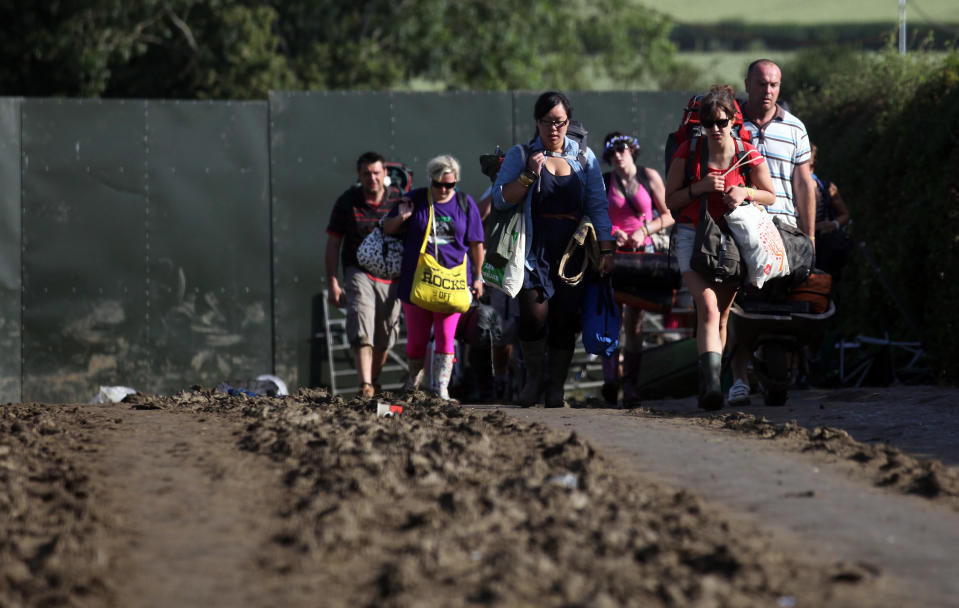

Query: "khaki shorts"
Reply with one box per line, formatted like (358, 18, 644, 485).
(345, 266, 401, 350)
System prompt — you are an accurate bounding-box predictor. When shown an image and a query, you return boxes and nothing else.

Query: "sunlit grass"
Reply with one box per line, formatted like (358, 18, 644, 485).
(641, 0, 958, 25)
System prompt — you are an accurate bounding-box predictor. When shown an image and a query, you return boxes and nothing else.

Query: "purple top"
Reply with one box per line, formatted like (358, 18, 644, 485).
(387, 187, 484, 303)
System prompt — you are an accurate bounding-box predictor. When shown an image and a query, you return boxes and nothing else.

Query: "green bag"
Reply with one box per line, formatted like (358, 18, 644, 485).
(484, 203, 523, 269)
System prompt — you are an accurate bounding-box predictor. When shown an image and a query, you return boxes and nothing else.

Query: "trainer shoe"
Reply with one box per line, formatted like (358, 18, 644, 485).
(727, 379, 751, 406)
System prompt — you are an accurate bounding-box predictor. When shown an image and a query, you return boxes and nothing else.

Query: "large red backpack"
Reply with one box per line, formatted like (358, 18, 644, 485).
(663, 94, 752, 174)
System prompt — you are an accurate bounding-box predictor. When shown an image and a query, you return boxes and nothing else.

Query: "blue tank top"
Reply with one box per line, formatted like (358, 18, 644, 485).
(532, 168, 582, 216)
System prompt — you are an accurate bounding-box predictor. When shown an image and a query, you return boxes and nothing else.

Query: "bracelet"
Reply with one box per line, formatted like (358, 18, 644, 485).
(687, 184, 695, 199)
(745, 186, 754, 201)
(518, 172, 534, 187)
(833, 220, 841, 230)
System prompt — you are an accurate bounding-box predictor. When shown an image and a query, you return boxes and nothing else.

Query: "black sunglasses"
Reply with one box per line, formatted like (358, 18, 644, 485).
(701, 118, 730, 129)
(431, 180, 457, 189)
(537, 117, 569, 130)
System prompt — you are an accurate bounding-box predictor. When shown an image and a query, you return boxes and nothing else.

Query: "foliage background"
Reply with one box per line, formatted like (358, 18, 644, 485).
(786, 48, 959, 382)
(0, 0, 680, 98)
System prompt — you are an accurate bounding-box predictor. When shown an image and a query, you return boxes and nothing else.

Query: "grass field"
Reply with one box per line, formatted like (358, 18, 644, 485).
(643, 0, 959, 25)
(678, 51, 796, 91)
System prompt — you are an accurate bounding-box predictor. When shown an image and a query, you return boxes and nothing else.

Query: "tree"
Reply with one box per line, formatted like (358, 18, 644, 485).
(0, 0, 679, 98)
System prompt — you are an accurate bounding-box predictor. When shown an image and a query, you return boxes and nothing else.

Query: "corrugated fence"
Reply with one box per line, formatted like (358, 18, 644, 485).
(0, 91, 690, 402)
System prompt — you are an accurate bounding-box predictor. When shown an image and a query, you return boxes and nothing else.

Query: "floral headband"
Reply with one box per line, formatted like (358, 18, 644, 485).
(604, 134, 640, 152)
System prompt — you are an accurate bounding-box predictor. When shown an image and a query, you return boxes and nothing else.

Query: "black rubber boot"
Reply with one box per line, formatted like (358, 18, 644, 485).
(545, 350, 575, 408)
(600, 349, 620, 405)
(698, 351, 725, 411)
(622, 349, 643, 409)
(517, 339, 546, 407)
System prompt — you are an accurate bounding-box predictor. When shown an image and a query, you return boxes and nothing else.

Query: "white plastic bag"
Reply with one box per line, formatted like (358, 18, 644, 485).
(482, 210, 526, 297)
(90, 385, 137, 404)
(725, 203, 789, 288)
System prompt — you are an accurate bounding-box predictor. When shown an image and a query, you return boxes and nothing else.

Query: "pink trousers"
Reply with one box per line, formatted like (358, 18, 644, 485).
(403, 302, 461, 357)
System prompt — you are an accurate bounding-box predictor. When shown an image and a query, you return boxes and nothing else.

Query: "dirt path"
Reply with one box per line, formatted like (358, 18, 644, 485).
(3, 387, 957, 606)
(499, 405, 959, 607)
(84, 406, 292, 608)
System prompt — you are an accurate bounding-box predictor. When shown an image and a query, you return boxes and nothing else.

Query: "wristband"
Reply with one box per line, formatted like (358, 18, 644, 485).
(518, 172, 534, 187)
(687, 184, 695, 199)
(834, 220, 841, 230)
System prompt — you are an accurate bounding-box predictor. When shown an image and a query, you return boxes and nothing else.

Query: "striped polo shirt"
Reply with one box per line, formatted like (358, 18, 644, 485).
(742, 103, 811, 227)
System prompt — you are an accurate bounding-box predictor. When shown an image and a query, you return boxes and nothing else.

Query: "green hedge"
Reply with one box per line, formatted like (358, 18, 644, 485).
(787, 49, 959, 383)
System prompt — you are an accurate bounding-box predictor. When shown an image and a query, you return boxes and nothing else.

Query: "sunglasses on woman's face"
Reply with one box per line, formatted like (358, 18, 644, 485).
(611, 142, 630, 154)
(431, 180, 457, 189)
(538, 117, 569, 130)
(701, 118, 730, 129)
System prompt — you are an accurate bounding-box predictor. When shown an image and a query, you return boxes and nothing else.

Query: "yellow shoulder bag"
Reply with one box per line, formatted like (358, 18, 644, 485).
(409, 191, 471, 314)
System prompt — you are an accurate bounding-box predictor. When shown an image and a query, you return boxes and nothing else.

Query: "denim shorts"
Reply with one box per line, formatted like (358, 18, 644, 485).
(673, 224, 696, 275)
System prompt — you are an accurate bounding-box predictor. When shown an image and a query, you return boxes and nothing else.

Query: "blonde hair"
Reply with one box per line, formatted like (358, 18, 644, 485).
(427, 154, 460, 182)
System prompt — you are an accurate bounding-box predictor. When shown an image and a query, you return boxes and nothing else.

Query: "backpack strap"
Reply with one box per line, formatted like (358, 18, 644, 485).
(566, 120, 590, 172)
(456, 190, 469, 215)
(683, 136, 707, 188)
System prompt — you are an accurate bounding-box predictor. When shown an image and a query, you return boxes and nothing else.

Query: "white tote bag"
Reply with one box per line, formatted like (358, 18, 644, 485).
(482, 210, 526, 297)
(725, 203, 790, 289)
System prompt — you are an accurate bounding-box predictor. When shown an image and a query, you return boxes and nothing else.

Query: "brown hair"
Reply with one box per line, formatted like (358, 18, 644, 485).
(700, 84, 737, 122)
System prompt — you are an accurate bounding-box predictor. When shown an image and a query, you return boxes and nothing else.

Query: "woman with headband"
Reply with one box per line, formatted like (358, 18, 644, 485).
(600, 131, 673, 407)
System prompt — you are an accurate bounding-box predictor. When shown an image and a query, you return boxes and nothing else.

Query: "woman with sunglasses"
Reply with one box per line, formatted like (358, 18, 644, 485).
(664, 84, 776, 410)
(384, 154, 485, 403)
(492, 91, 615, 408)
(600, 131, 673, 407)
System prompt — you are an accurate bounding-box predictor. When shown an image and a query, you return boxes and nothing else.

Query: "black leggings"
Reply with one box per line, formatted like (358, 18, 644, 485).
(516, 287, 578, 351)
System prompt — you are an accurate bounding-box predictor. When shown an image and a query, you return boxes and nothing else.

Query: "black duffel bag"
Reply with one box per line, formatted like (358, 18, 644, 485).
(611, 250, 681, 292)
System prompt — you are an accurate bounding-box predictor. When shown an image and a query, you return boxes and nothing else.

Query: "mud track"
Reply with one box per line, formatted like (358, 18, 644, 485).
(2, 386, 957, 607)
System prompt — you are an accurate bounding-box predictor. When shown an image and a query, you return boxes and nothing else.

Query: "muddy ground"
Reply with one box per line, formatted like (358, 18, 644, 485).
(2, 385, 957, 607)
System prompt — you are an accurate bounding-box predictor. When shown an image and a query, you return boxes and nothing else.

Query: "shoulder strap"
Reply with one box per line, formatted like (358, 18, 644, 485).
(609, 170, 644, 218)
(635, 165, 652, 197)
(420, 191, 434, 255)
(683, 137, 706, 187)
(456, 190, 468, 214)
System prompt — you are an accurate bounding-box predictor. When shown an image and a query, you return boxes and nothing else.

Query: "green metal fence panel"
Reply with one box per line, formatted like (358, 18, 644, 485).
(20, 99, 271, 402)
(10, 91, 698, 400)
(21, 99, 148, 402)
(144, 100, 272, 394)
(389, 92, 513, 200)
(0, 98, 21, 402)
